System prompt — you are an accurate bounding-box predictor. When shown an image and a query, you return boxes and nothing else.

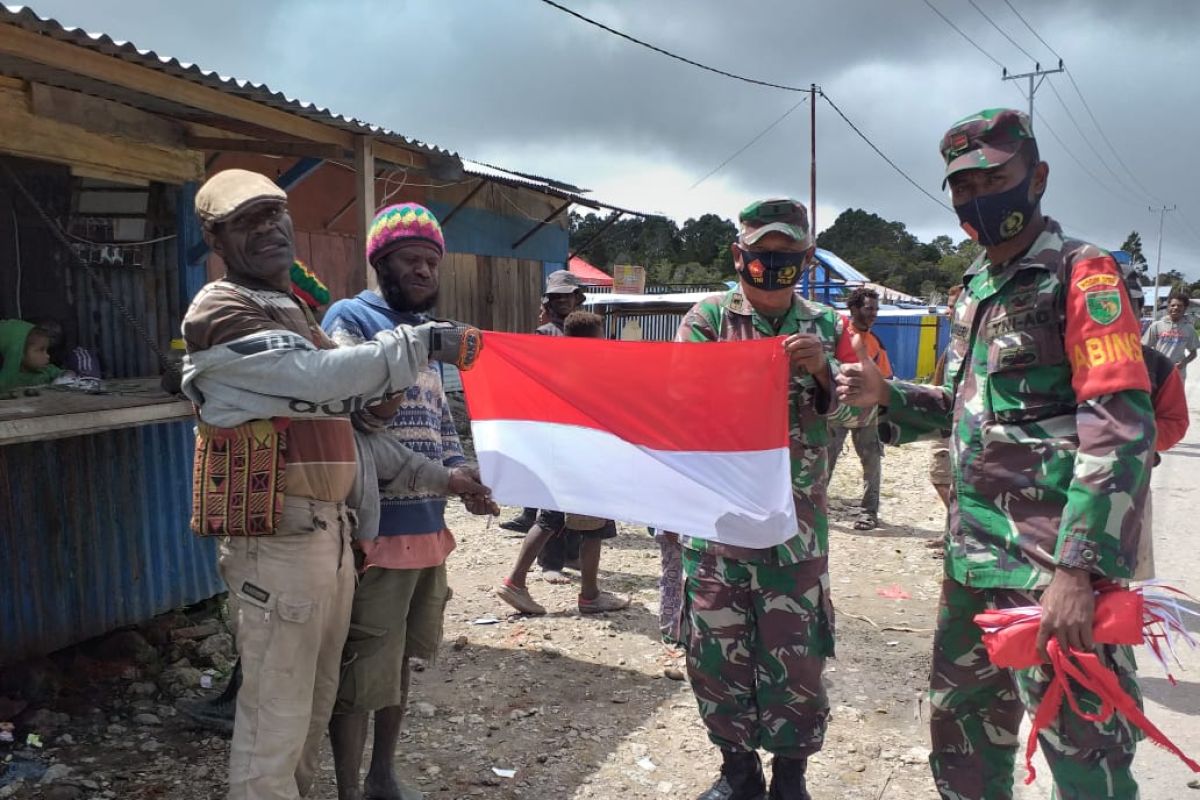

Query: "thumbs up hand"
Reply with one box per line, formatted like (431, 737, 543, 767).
(836, 330, 890, 408)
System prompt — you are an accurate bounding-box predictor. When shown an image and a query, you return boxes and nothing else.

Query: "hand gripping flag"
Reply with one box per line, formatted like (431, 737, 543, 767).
(461, 333, 798, 548)
(974, 583, 1200, 784)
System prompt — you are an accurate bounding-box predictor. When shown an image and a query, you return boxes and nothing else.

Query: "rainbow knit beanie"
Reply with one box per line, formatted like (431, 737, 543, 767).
(366, 203, 445, 266)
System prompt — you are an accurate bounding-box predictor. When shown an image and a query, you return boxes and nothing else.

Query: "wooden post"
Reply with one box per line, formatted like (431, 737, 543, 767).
(355, 135, 376, 289)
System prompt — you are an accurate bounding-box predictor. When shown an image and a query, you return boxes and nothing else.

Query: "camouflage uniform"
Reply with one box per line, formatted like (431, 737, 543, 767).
(676, 287, 860, 759)
(873, 108, 1156, 800)
(882, 215, 1153, 797)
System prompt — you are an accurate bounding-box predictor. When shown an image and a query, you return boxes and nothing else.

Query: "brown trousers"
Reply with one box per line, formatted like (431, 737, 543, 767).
(220, 496, 356, 800)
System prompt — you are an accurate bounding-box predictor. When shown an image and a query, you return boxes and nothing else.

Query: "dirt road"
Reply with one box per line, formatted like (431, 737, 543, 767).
(4, 413, 1197, 798)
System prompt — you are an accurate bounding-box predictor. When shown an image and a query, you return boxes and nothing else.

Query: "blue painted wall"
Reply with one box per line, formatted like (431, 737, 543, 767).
(1, 421, 220, 664)
(424, 202, 569, 264)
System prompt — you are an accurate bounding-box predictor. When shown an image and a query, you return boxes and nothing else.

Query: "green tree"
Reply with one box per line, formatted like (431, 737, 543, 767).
(1119, 231, 1148, 271)
(679, 214, 737, 276)
(816, 209, 943, 296)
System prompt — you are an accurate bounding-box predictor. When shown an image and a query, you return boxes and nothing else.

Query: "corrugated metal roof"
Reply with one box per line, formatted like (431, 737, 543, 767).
(814, 248, 871, 284)
(0, 4, 455, 160)
(463, 160, 652, 217)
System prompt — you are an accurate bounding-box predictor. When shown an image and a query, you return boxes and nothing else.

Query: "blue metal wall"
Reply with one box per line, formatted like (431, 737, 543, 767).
(0, 179, 221, 665)
(425, 202, 569, 263)
(872, 314, 947, 381)
(0, 421, 219, 664)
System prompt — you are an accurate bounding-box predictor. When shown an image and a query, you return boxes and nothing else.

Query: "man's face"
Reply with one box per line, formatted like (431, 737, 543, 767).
(546, 292, 582, 320)
(208, 201, 295, 282)
(946, 156, 1044, 206)
(731, 231, 810, 306)
(1168, 298, 1187, 321)
(377, 243, 442, 313)
(851, 296, 879, 330)
(23, 334, 51, 371)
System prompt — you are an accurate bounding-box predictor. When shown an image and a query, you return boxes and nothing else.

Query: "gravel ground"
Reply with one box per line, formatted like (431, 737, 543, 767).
(0, 440, 959, 800)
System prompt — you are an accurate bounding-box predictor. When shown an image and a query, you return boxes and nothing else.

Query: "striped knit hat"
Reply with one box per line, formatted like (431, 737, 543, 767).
(366, 203, 445, 266)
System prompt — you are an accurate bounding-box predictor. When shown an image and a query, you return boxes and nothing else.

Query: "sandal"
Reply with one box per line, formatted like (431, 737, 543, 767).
(853, 512, 878, 531)
(496, 581, 546, 615)
(578, 591, 630, 615)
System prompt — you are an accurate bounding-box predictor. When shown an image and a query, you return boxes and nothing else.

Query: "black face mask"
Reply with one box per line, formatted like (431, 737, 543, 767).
(954, 170, 1037, 247)
(735, 247, 808, 291)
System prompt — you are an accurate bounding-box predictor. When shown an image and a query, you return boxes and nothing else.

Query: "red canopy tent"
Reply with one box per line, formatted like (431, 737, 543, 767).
(569, 256, 613, 287)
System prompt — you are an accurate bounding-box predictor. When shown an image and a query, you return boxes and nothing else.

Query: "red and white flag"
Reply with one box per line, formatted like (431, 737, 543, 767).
(461, 333, 797, 548)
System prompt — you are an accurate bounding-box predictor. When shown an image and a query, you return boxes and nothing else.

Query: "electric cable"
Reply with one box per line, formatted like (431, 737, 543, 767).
(536, 0, 811, 93)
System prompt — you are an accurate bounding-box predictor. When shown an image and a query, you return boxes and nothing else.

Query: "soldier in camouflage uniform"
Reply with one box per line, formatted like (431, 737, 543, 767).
(675, 198, 864, 800)
(837, 109, 1154, 800)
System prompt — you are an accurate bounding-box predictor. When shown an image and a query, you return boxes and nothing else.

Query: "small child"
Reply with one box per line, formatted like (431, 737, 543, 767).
(0, 320, 65, 392)
(496, 310, 630, 615)
(34, 319, 101, 379)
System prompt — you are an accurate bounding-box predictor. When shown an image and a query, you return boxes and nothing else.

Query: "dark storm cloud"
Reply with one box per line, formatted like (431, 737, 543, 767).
(27, 0, 1200, 274)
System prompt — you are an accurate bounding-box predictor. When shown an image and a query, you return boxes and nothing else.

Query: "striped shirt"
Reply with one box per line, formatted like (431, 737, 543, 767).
(323, 291, 464, 568)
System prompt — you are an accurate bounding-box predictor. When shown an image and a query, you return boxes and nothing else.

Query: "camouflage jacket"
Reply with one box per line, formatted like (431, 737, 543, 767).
(676, 288, 865, 564)
(881, 219, 1153, 589)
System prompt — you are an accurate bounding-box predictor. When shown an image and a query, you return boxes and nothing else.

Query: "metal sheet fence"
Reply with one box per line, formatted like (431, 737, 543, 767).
(588, 284, 724, 341)
(0, 420, 220, 664)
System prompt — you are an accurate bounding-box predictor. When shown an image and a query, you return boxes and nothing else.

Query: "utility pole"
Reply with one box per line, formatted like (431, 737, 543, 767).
(1001, 60, 1064, 123)
(809, 83, 817, 299)
(1150, 204, 1178, 312)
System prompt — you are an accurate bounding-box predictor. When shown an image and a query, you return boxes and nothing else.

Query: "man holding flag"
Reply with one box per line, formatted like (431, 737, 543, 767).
(676, 198, 863, 800)
(836, 109, 1153, 799)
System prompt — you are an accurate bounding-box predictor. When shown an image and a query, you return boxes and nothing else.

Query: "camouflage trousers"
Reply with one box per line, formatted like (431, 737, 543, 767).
(681, 549, 834, 758)
(930, 579, 1141, 800)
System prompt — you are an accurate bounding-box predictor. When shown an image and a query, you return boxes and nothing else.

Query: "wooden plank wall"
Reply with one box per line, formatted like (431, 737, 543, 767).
(0, 78, 203, 184)
(438, 253, 541, 333)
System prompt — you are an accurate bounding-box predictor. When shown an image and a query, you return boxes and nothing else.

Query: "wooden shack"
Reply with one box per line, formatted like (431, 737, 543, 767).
(0, 5, 638, 663)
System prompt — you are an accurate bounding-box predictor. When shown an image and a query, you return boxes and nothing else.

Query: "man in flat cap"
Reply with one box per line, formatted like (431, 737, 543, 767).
(181, 169, 482, 800)
(837, 109, 1153, 799)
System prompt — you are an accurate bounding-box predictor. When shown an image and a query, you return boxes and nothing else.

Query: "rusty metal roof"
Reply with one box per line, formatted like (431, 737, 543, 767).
(464, 160, 652, 217)
(0, 4, 456, 161)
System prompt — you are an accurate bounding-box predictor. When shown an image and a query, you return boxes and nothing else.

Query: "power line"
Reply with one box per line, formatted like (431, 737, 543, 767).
(536, 0, 810, 93)
(1023, 97, 1134, 208)
(966, 0, 1038, 63)
(999, 0, 1165, 205)
(1000, 0, 1062, 59)
(1043, 78, 1142, 199)
(1170, 211, 1200, 251)
(920, 0, 1005, 69)
(1063, 68, 1164, 204)
(689, 97, 808, 190)
(817, 91, 952, 213)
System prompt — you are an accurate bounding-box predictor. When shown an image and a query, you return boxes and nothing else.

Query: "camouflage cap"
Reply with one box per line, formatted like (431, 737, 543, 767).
(940, 108, 1035, 186)
(737, 198, 813, 248)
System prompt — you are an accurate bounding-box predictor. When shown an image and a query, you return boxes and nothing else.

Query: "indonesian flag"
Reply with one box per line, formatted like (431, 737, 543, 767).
(461, 333, 797, 548)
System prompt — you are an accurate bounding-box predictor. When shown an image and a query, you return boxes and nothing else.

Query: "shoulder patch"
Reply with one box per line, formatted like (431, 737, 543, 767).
(1065, 255, 1150, 401)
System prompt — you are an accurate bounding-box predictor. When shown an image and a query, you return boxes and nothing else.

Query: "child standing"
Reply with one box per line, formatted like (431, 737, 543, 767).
(496, 310, 630, 616)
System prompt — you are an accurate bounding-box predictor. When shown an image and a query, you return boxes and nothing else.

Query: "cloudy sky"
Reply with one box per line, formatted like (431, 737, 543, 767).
(26, 0, 1200, 277)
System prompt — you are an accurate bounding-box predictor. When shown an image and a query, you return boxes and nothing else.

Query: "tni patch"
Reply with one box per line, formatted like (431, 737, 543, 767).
(1085, 289, 1122, 326)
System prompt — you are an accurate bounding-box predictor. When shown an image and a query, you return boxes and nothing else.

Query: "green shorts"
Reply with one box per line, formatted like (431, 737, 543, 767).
(335, 562, 450, 713)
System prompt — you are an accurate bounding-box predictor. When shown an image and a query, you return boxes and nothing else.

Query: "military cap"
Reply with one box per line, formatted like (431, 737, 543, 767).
(940, 108, 1035, 186)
